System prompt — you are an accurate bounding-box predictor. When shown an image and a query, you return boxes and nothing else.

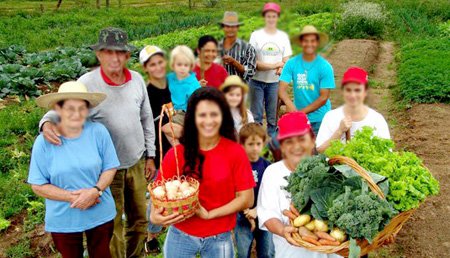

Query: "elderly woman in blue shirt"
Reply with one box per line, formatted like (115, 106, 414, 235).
(28, 81, 120, 258)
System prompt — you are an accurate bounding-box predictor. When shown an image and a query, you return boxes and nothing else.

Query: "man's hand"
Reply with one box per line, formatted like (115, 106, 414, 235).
(222, 55, 236, 65)
(199, 79, 208, 87)
(286, 103, 297, 113)
(145, 158, 157, 180)
(275, 67, 283, 76)
(42, 122, 62, 145)
(70, 188, 99, 210)
(338, 116, 352, 134)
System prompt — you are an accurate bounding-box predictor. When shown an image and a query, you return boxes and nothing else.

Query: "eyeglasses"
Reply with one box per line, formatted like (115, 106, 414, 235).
(61, 106, 89, 116)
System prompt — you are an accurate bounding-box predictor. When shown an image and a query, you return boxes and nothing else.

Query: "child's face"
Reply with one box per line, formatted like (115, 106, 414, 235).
(243, 135, 264, 162)
(173, 56, 191, 79)
(224, 86, 243, 108)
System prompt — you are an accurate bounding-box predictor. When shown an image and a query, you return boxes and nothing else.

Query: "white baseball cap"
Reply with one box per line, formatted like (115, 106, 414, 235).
(139, 45, 165, 65)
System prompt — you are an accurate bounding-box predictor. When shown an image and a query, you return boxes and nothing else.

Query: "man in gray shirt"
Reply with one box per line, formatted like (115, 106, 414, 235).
(40, 28, 156, 258)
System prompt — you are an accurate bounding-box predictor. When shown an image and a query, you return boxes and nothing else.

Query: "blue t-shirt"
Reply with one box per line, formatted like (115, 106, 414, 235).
(28, 121, 120, 233)
(251, 157, 271, 208)
(167, 72, 201, 111)
(279, 54, 335, 123)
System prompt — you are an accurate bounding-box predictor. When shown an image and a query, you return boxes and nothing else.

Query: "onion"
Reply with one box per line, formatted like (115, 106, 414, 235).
(180, 181, 190, 191)
(172, 180, 181, 188)
(152, 186, 166, 199)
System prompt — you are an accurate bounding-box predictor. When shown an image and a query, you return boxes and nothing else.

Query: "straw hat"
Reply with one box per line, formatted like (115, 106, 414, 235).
(36, 81, 106, 109)
(219, 11, 243, 26)
(292, 25, 329, 49)
(220, 75, 249, 93)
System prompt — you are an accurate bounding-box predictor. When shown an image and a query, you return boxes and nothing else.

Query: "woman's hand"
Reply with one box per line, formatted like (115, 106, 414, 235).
(244, 208, 257, 220)
(283, 226, 300, 246)
(195, 204, 212, 220)
(150, 205, 184, 227)
(70, 188, 99, 210)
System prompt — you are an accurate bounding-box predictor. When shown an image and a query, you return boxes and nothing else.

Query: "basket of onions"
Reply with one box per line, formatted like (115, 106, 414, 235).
(148, 103, 200, 218)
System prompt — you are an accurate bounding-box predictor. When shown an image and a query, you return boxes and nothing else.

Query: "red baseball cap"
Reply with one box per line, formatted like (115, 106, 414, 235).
(341, 67, 368, 87)
(262, 2, 281, 15)
(277, 112, 312, 141)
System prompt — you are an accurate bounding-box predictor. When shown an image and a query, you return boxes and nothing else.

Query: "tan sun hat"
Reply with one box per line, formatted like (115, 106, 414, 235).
(220, 75, 249, 93)
(292, 25, 329, 49)
(36, 81, 106, 109)
(219, 11, 243, 26)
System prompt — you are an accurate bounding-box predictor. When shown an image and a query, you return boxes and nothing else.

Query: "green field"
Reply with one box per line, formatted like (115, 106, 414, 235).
(0, 0, 449, 256)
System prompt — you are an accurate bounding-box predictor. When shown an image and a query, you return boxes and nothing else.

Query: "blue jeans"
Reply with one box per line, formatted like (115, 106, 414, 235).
(249, 80, 279, 136)
(310, 121, 322, 136)
(234, 213, 274, 258)
(163, 226, 234, 258)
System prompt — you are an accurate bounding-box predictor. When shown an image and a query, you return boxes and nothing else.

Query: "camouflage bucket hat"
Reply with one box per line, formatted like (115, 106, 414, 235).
(90, 27, 135, 52)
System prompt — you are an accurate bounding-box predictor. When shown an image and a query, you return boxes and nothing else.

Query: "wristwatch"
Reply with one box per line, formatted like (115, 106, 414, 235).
(93, 186, 103, 197)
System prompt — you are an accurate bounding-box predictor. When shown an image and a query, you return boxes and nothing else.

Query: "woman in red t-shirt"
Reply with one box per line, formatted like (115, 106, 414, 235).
(150, 87, 255, 257)
(194, 35, 229, 89)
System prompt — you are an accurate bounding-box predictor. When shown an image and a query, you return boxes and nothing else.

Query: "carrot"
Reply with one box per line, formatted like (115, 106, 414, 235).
(315, 231, 336, 242)
(282, 209, 297, 220)
(290, 204, 300, 217)
(318, 239, 340, 246)
(302, 236, 322, 246)
(298, 227, 318, 240)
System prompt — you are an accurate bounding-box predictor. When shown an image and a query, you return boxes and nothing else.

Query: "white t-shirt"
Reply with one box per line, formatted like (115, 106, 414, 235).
(257, 161, 342, 258)
(316, 106, 391, 147)
(250, 28, 293, 83)
(231, 108, 254, 133)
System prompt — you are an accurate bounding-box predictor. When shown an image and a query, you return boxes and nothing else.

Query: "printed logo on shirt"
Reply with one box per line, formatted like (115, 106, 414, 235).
(296, 73, 315, 91)
(252, 170, 259, 183)
(260, 42, 282, 57)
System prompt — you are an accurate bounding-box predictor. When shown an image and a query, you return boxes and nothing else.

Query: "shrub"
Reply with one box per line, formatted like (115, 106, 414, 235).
(24, 200, 45, 232)
(337, 0, 387, 39)
(397, 38, 450, 103)
(0, 216, 10, 231)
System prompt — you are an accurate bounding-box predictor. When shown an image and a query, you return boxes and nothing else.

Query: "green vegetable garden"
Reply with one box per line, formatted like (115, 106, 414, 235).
(0, 0, 449, 257)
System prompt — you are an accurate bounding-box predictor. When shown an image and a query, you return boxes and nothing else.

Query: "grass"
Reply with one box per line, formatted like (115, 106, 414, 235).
(5, 237, 34, 258)
(0, 101, 45, 220)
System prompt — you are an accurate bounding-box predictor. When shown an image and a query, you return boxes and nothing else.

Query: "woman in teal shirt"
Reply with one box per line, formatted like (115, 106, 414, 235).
(28, 81, 120, 258)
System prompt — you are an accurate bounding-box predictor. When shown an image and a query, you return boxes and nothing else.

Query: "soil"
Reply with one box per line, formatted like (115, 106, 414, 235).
(326, 39, 450, 258)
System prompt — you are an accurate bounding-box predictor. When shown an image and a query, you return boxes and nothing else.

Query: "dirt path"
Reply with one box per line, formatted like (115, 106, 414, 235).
(327, 40, 450, 258)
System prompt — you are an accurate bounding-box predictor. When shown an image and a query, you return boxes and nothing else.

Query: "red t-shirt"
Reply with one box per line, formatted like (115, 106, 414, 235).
(156, 137, 255, 237)
(193, 63, 228, 89)
(100, 67, 132, 86)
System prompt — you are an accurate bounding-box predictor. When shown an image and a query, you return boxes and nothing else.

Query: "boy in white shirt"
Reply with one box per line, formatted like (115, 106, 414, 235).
(316, 67, 390, 152)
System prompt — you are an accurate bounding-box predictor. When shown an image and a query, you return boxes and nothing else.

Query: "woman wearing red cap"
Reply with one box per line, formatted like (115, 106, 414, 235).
(316, 67, 390, 152)
(257, 112, 341, 258)
(249, 2, 292, 137)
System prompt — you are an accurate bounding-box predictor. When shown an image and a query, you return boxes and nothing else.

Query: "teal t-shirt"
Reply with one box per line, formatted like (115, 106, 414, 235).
(28, 121, 120, 233)
(167, 72, 201, 111)
(279, 54, 335, 122)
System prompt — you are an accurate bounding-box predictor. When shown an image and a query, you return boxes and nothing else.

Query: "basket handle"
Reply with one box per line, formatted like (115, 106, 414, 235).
(158, 103, 181, 181)
(328, 155, 385, 199)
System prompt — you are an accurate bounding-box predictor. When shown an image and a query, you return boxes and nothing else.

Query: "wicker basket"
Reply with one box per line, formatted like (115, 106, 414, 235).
(148, 103, 200, 219)
(288, 155, 415, 256)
